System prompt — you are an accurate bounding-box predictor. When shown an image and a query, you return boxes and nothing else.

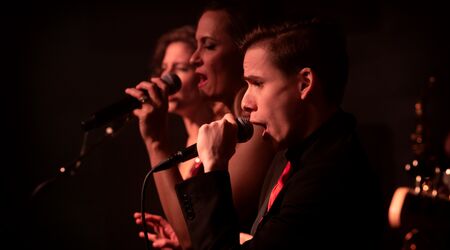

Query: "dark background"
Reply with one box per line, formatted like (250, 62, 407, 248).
(3, 0, 449, 249)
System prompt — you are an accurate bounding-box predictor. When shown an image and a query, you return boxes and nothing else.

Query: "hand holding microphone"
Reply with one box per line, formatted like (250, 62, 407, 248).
(81, 73, 181, 131)
(152, 116, 253, 173)
(197, 114, 249, 172)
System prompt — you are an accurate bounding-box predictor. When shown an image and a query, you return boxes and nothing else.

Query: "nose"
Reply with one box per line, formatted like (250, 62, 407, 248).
(161, 67, 172, 77)
(189, 48, 202, 68)
(241, 88, 256, 113)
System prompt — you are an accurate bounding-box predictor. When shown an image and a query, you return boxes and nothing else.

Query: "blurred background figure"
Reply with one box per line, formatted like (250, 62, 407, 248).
(8, 1, 450, 250)
(126, 24, 216, 249)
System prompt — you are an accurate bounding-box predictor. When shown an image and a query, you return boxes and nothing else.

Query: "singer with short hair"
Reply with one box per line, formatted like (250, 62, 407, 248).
(126, 13, 277, 247)
(174, 18, 385, 249)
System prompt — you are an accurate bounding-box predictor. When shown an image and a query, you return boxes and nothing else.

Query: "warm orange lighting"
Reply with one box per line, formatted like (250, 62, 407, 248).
(106, 127, 114, 135)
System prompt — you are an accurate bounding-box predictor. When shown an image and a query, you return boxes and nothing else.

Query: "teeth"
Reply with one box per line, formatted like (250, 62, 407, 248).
(197, 73, 207, 81)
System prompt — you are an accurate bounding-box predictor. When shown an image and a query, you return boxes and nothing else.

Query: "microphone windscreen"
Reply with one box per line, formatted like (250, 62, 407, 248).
(81, 73, 181, 131)
(236, 117, 254, 143)
(161, 73, 181, 95)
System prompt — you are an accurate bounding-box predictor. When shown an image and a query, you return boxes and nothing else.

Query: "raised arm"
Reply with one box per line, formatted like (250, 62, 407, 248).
(126, 78, 192, 249)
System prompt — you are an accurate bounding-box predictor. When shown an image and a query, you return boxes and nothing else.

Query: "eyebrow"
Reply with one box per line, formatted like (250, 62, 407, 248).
(199, 36, 217, 43)
(243, 75, 263, 82)
(173, 62, 190, 66)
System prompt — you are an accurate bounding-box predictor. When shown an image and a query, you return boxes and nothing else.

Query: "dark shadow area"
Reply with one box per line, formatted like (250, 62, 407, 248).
(3, 0, 449, 249)
(357, 123, 406, 250)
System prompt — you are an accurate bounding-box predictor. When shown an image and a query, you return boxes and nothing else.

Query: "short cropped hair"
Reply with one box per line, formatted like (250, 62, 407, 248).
(241, 19, 349, 105)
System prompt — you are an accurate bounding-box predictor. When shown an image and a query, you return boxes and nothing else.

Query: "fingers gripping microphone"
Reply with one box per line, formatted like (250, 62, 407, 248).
(81, 73, 181, 131)
(152, 117, 254, 173)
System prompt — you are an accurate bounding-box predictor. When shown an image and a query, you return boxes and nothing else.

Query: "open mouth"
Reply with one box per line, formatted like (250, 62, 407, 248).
(251, 121, 265, 128)
(251, 121, 268, 136)
(197, 73, 208, 88)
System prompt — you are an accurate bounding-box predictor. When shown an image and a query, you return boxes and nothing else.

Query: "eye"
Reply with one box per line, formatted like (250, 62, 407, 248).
(205, 45, 215, 50)
(203, 41, 216, 50)
(245, 78, 263, 88)
(174, 64, 193, 73)
(175, 66, 190, 72)
(253, 81, 263, 87)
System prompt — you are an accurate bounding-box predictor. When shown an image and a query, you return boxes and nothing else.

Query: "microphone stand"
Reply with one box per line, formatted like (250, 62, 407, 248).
(31, 131, 89, 198)
(31, 116, 131, 199)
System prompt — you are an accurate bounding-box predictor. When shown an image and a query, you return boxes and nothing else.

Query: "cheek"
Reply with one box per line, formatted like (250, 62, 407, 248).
(206, 54, 221, 75)
(268, 114, 291, 144)
(268, 101, 293, 133)
(209, 50, 234, 74)
(179, 72, 197, 85)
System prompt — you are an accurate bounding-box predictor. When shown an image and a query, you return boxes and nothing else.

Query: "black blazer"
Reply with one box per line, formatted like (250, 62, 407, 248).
(176, 111, 384, 249)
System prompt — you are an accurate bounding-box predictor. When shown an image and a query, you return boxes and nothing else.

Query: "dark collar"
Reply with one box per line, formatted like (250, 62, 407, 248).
(285, 109, 356, 168)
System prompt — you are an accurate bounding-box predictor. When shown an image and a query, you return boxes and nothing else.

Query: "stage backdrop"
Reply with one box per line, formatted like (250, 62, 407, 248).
(4, 1, 449, 249)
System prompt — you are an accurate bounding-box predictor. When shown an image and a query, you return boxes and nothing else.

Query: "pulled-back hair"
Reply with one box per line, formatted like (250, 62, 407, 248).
(151, 25, 196, 76)
(202, 0, 278, 48)
(241, 18, 349, 105)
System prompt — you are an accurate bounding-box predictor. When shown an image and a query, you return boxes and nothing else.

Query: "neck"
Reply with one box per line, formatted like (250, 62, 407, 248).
(300, 102, 339, 141)
(213, 86, 247, 117)
(181, 106, 216, 146)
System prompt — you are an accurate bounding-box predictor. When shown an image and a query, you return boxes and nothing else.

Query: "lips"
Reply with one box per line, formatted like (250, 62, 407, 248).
(251, 121, 265, 128)
(197, 73, 208, 88)
(251, 121, 268, 136)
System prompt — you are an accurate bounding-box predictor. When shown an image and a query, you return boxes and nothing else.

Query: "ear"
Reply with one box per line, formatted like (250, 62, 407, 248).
(297, 67, 313, 100)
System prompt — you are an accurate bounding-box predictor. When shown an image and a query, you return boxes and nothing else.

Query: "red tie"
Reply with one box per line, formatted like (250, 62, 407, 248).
(267, 161, 292, 211)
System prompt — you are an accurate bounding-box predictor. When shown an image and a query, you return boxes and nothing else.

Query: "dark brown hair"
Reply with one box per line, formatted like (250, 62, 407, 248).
(150, 25, 196, 76)
(202, 0, 276, 47)
(241, 18, 349, 105)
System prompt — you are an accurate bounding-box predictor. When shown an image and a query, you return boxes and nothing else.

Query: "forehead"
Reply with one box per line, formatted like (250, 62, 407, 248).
(196, 10, 231, 38)
(243, 43, 273, 74)
(163, 42, 193, 59)
(166, 41, 193, 54)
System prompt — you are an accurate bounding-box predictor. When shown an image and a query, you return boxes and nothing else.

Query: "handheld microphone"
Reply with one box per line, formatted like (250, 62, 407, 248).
(81, 73, 181, 131)
(152, 117, 254, 173)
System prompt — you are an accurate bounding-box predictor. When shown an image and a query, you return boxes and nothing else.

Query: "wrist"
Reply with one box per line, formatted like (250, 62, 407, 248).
(146, 139, 169, 153)
(202, 160, 229, 173)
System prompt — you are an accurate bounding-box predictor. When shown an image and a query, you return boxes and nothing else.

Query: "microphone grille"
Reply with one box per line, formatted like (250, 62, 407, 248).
(236, 117, 254, 143)
(161, 73, 182, 95)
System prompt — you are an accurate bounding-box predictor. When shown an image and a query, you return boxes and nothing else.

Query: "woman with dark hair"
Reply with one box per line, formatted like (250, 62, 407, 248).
(128, 1, 278, 249)
(126, 25, 217, 248)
